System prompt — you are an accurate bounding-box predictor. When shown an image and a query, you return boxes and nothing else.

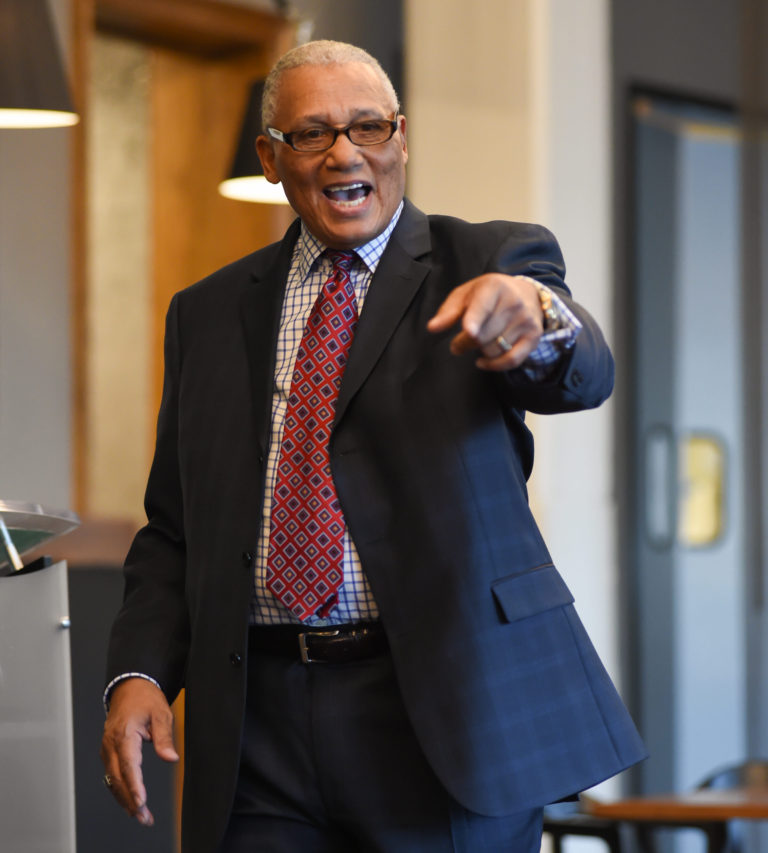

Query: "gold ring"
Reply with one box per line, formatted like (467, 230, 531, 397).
(103, 773, 113, 789)
(495, 334, 512, 353)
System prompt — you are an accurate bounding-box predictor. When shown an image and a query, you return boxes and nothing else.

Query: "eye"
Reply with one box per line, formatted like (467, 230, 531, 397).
(356, 120, 389, 135)
(297, 127, 330, 142)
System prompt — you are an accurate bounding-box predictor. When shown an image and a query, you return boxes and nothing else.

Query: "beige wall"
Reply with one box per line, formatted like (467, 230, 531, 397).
(405, 0, 538, 223)
(526, 0, 617, 697)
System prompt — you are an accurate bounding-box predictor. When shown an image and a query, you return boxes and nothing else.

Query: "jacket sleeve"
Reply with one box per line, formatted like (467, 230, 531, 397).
(491, 224, 614, 415)
(105, 293, 190, 705)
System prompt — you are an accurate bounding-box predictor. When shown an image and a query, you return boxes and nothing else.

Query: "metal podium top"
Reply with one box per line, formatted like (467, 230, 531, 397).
(0, 500, 80, 572)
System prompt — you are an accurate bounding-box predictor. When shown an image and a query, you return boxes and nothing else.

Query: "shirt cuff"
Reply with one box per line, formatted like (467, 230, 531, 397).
(103, 672, 163, 715)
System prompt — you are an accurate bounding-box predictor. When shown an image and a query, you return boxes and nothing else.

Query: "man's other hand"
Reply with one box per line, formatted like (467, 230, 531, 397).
(427, 273, 543, 371)
(100, 678, 179, 827)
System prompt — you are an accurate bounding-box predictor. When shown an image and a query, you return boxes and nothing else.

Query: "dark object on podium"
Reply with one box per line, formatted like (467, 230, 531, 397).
(0, 499, 79, 575)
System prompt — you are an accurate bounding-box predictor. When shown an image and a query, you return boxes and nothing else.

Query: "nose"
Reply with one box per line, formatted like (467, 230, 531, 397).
(325, 131, 363, 168)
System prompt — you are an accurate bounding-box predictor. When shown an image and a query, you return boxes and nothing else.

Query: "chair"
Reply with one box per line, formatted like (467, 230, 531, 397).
(630, 760, 768, 853)
(542, 798, 625, 852)
(695, 760, 768, 853)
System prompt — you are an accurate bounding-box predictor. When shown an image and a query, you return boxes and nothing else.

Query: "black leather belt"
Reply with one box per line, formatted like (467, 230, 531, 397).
(248, 621, 388, 664)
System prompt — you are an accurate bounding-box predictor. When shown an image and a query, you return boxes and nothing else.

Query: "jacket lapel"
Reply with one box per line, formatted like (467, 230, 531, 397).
(333, 201, 432, 426)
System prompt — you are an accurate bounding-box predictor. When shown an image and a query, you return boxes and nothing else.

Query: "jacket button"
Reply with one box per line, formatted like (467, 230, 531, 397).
(241, 551, 254, 568)
(230, 652, 242, 666)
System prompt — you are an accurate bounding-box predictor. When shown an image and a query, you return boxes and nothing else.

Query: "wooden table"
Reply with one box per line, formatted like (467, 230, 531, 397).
(584, 788, 768, 853)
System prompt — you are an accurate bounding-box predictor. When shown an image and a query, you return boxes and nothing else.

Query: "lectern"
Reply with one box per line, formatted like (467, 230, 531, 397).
(0, 499, 80, 852)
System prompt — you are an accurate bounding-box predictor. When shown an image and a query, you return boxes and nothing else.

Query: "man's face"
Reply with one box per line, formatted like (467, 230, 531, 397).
(256, 62, 408, 250)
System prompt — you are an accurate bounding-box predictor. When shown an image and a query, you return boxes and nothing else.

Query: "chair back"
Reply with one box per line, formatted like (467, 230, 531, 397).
(697, 760, 768, 791)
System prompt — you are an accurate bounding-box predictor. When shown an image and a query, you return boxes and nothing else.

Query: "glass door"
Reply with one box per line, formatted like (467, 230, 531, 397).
(631, 92, 750, 851)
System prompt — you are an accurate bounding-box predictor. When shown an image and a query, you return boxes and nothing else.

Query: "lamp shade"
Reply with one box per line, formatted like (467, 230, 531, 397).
(0, 0, 79, 128)
(219, 80, 289, 204)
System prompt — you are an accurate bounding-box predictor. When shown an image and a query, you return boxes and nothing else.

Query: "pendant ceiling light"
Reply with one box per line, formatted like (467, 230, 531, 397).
(219, 80, 289, 205)
(0, 0, 79, 129)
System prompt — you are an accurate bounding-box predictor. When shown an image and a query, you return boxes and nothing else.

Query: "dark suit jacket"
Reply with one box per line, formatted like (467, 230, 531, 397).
(107, 200, 646, 853)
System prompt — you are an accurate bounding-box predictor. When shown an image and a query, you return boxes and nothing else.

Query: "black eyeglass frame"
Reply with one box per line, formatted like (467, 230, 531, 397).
(266, 117, 399, 152)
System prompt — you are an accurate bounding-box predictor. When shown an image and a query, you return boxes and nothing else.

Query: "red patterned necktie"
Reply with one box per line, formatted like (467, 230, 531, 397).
(266, 250, 358, 621)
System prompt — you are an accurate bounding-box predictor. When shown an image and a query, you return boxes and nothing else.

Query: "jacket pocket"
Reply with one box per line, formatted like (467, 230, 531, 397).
(491, 564, 574, 623)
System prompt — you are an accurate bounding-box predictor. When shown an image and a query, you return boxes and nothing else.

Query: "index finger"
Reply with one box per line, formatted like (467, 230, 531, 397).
(426, 280, 477, 334)
(458, 279, 509, 342)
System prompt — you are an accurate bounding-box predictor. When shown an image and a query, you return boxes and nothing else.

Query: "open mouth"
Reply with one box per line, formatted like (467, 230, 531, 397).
(323, 182, 372, 207)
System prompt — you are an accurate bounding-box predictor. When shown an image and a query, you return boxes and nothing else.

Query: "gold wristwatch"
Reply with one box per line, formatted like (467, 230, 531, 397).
(533, 282, 559, 331)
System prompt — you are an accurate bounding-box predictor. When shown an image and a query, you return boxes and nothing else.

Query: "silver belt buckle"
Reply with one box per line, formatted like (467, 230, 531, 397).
(298, 628, 341, 664)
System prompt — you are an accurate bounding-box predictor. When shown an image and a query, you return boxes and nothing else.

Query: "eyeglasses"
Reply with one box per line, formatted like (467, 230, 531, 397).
(267, 117, 399, 152)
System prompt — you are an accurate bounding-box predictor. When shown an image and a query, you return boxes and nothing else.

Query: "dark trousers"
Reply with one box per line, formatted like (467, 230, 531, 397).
(219, 641, 542, 853)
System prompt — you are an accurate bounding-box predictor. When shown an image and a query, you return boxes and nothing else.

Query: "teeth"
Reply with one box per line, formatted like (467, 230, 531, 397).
(326, 182, 365, 192)
(324, 183, 370, 207)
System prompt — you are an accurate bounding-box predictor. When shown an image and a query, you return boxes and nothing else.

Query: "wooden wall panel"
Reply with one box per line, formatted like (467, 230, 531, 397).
(150, 49, 293, 411)
(71, 0, 93, 515)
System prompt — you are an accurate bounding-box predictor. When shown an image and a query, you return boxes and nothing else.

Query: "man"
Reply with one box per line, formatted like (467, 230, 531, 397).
(101, 40, 645, 853)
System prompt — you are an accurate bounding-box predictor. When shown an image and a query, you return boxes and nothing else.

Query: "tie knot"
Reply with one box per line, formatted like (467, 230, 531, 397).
(326, 250, 355, 272)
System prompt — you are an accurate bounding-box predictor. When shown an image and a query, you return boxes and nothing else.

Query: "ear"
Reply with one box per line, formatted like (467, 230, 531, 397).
(256, 135, 280, 184)
(398, 115, 408, 164)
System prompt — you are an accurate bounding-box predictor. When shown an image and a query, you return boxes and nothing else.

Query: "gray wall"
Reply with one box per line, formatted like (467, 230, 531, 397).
(613, 0, 741, 103)
(286, 0, 404, 107)
(0, 0, 73, 509)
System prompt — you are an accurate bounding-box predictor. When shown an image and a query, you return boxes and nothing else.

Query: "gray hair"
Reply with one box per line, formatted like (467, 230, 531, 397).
(261, 40, 399, 129)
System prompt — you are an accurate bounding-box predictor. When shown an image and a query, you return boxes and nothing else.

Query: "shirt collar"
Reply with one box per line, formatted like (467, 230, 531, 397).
(294, 201, 405, 279)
